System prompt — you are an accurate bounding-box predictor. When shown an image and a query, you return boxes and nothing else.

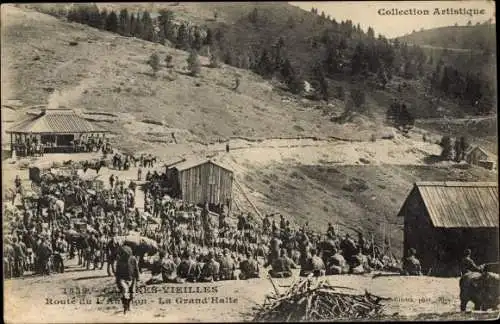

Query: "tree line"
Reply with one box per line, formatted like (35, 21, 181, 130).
(36, 4, 495, 115)
(429, 61, 495, 115)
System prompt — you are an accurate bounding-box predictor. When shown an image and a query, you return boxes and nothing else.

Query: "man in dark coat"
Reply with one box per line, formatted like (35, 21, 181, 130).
(299, 248, 325, 277)
(115, 245, 140, 314)
(402, 248, 422, 276)
(200, 251, 220, 282)
(218, 248, 236, 280)
(12, 237, 25, 277)
(239, 251, 260, 280)
(37, 236, 52, 275)
(460, 249, 483, 275)
(177, 251, 197, 282)
(269, 248, 297, 278)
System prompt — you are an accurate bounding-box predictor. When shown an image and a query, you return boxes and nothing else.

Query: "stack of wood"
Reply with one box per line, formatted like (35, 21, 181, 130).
(252, 277, 388, 321)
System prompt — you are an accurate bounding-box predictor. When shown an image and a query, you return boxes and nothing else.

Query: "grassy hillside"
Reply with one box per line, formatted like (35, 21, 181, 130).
(238, 162, 496, 259)
(397, 24, 496, 52)
(3, 4, 388, 153)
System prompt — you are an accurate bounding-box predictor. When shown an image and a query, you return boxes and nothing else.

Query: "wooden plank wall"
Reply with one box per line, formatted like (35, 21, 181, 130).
(178, 162, 233, 205)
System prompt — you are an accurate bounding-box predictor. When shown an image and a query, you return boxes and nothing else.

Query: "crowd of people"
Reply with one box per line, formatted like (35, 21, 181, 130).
(4, 153, 420, 314)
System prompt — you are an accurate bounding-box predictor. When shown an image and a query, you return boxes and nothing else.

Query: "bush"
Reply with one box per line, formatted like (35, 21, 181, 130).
(165, 54, 173, 68)
(370, 134, 377, 142)
(350, 87, 365, 109)
(148, 53, 160, 75)
(209, 52, 220, 68)
(187, 50, 201, 76)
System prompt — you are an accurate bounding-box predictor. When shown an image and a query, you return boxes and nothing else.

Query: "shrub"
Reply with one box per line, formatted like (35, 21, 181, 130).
(148, 53, 160, 75)
(187, 50, 201, 76)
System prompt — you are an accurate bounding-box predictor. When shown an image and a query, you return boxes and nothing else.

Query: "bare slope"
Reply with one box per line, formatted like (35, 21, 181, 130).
(2, 4, 382, 153)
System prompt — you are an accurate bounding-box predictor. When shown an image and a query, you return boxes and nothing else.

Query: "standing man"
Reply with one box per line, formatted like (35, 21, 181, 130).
(402, 248, 422, 276)
(460, 249, 483, 275)
(115, 245, 140, 314)
(109, 174, 115, 190)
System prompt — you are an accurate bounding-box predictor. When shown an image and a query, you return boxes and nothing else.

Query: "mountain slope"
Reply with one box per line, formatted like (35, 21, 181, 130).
(397, 24, 496, 52)
(2, 4, 384, 153)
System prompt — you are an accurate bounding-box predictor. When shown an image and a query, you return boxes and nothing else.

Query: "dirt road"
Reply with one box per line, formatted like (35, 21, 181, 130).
(5, 257, 498, 323)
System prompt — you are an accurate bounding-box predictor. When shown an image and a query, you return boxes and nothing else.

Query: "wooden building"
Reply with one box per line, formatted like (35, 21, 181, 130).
(465, 145, 495, 169)
(166, 158, 233, 212)
(6, 108, 108, 155)
(398, 182, 499, 277)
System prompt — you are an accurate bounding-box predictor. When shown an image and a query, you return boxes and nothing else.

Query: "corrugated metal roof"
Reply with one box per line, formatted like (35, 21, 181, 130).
(6, 109, 108, 134)
(415, 182, 498, 228)
(172, 157, 233, 173)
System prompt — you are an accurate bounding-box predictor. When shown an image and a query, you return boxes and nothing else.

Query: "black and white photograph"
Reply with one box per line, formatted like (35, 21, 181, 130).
(1, 1, 498, 322)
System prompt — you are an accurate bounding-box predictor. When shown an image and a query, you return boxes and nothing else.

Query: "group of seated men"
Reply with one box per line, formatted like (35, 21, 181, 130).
(145, 248, 260, 284)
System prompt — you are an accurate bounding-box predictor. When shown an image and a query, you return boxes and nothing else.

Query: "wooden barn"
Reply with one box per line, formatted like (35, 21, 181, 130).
(166, 158, 233, 213)
(398, 182, 499, 277)
(465, 145, 496, 170)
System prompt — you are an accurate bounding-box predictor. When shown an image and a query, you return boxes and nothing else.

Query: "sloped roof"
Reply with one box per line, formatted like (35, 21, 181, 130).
(400, 182, 498, 228)
(6, 109, 108, 134)
(465, 145, 490, 157)
(172, 157, 233, 173)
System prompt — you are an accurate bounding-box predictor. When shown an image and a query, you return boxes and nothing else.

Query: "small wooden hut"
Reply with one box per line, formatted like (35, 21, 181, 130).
(398, 181, 499, 277)
(166, 158, 233, 213)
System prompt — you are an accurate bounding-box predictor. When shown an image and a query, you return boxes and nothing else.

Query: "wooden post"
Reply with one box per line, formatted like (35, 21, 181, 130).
(10, 133, 13, 154)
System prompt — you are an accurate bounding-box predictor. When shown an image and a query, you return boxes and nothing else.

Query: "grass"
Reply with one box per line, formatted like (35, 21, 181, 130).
(244, 163, 496, 259)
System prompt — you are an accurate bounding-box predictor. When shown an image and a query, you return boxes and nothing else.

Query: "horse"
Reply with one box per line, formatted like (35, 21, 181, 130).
(143, 155, 157, 168)
(83, 160, 107, 174)
(112, 154, 123, 170)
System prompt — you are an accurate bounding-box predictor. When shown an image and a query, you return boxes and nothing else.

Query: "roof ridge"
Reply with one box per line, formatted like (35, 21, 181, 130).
(416, 181, 498, 187)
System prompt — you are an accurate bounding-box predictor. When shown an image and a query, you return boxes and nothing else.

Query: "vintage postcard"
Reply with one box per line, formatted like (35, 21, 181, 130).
(2, 1, 498, 322)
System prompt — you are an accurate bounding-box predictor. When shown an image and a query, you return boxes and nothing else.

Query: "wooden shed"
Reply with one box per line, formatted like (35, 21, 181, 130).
(167, 158, 233, 212)
(464, 145, 495, 169)
(398, 182, 499, 277)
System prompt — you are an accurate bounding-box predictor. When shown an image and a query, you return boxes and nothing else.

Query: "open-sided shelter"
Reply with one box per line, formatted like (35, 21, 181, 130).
(6, 108, 109, 155)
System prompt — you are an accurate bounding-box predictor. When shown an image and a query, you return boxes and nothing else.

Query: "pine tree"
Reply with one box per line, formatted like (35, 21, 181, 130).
(248, 8, 258, 24)
(132, 14, 144, 38)
(367, 26, 375, 38)
(187, 50, 201, 76)
(141, 11, 154, 42)
(459, 136, 469, 160)
(193, 28, 203, 51)
(176, 23, 189, 50)
(350, 87, 365, 110)
(281, 58, 302, 94)
(454, 139, 462, 162)
(118, 9, 131, 36)
(256, 49, 274, 78)
(158, 9, 175, 42)
(440, 136, 453, 160)
(223, 50, 234, 65)
(209, 51, 220, 68)
(105, 11, 118, 33)
(274, 37, 285, 70)
(204, 28, 213, 46)
(148, 53, 160, 76)
(98, 8, 108, 30)
(313, 64, 329, 100)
